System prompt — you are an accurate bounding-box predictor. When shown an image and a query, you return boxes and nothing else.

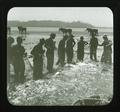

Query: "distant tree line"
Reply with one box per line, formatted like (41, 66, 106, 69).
(7, 20, 94, 28)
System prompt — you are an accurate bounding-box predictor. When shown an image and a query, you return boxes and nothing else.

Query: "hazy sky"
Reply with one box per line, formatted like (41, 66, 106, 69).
(8, 7, 113, 27)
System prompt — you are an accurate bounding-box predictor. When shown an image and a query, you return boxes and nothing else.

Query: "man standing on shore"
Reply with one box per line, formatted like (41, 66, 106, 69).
(89, 32, 98, 61)
(31, 38, 45, 80)
(77, 36, 88, 62)
(45, 33, 56, 73)
(66, 33, 76, 63)
(12, 37, 26, 84)
(56, 34, 68, 66)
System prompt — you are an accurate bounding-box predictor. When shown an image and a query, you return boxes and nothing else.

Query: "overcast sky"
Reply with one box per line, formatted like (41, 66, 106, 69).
(8, 7, 113, 27)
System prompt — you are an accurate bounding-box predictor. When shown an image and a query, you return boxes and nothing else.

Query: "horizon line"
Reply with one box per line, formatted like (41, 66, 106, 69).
(7, 20, 113, 28)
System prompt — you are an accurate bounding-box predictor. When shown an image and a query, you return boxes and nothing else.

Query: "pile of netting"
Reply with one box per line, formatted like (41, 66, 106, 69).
(8, 62, 113, 106)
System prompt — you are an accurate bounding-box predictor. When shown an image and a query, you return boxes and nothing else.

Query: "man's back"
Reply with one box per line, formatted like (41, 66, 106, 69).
(45, 38, 55, 52)
(31, 44, 44, 60)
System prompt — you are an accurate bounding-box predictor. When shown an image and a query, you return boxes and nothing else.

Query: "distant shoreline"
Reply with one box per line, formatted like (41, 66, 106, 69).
(7, 20, 113, 29)
(7, 20, 95, 28)
(8, 26, 113, 29)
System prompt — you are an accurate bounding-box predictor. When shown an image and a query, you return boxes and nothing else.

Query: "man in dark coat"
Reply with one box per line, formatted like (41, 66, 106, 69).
(12, 37, 26, 84)
(77, 36, 88, 62)
(45, 33, 56, 73)
(56, 34, 68, 66)
(31, 38, 45, 80)
(66, 34, 76, 63)
(7, 36, 14, 84)
(89, 33, 98, 61)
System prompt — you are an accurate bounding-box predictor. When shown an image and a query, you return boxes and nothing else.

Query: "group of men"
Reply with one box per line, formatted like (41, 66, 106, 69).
(7, 30, 112, 85)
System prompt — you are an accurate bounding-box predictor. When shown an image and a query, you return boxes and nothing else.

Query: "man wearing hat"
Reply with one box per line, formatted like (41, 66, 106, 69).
(45, 33, 56, 73)
(66, 33, 76, 63)
(56, 34, 68, 66)
(31, 38, 45, 80)
(77, 36, 88, 62)
(89, 32, 98, 61)
(12, 37, 26, 84)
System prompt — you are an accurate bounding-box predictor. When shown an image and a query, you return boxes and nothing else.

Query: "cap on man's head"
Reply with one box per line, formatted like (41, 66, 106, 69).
(103, 35, 107, 38)
(17, 36, 23, 43)
(103, 35, 108, 39)
(80, 36, 84, 40)
(40, 38, 45, 44)
(7, 36, 14, 44)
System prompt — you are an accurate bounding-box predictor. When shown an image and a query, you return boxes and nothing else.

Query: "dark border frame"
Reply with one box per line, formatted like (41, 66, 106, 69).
(0, 0, 120, 112)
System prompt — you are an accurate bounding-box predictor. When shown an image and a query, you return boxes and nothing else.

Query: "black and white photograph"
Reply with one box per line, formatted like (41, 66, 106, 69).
(7, 7, 113, 106)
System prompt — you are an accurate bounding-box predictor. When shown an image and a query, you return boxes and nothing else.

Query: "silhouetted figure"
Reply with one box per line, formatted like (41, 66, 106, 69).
(77, 36, 88, 62)
(31, 38, 45, 80)
(99, 35, 112, 64)
(66, 34, 76, 63)
(45, 33, 56, 73)
(7, 37, 14, 84)
(89, 33, 98, 61)
(12, 37, 26, 84)
(56, 34, 68, 66)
